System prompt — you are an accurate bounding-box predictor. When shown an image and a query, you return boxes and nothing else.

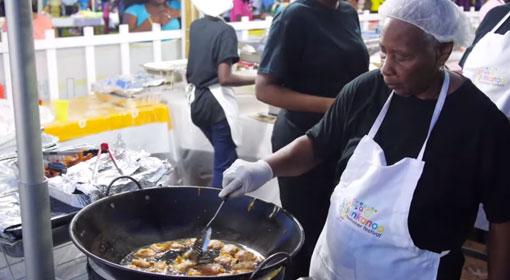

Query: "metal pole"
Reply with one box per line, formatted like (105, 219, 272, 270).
(4, 0, 55, 279)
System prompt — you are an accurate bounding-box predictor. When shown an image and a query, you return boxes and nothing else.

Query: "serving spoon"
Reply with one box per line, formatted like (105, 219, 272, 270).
(188, 198, 226, 263)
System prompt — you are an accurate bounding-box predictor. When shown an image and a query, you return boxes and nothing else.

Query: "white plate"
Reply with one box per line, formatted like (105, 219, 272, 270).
(143, 59, 188, 73)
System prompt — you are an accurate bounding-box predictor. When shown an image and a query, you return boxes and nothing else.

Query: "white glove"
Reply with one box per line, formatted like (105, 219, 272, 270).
(219, 159, 274, 199)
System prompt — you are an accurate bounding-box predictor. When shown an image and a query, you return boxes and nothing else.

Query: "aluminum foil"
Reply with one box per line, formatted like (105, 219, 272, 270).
(0, 150, 178, 237)
(0, 160, 22, 238)
(0, 100, 56, 160)
(0, 192, 21, 240)
(48, 149, 177, 208)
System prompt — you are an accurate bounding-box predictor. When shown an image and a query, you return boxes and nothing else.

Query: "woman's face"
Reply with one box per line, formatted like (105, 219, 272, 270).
(379, 19, 447, 97)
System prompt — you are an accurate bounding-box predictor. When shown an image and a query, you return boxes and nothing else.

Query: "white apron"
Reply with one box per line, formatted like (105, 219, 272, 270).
(309, 72, 451, 280)
(463, 11, 510, 231)
(187, 83, 242, 146)
(463, 11, 510, 117)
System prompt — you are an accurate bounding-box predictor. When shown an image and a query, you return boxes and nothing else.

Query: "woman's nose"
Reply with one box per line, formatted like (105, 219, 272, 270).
(380, 57, 395, 77)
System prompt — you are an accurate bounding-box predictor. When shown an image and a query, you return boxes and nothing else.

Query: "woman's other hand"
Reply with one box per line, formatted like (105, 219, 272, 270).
(153, 8, 180, 25)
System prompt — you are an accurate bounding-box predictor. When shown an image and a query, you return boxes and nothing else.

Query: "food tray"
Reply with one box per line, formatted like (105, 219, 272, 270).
(95, 91, 165, 109)
(143, 59, 187, 84)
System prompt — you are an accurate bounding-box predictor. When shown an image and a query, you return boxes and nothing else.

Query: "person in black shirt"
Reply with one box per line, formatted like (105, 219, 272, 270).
(460, 3, 510, 118)
(219, 0, 510, 279)
(457, 1, 510, 236)
(187, 0, 255, 188)
(253, 1, 369, 277)
(460, 2, 510, 65)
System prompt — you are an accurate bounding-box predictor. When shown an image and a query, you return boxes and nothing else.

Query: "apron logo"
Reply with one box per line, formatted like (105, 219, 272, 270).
(474, 67, 507, 88)
(339, 198, 385, 238)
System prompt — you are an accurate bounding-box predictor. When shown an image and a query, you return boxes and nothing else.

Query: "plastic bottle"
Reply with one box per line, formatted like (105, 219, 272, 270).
(49, 0, 61, 17)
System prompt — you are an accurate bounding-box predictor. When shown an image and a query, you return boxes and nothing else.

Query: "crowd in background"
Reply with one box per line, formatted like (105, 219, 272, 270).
(244, 0, 507, 14)
(0, 0, 507, 42)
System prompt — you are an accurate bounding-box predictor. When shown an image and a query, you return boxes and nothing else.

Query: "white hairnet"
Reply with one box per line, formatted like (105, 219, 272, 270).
(191, 0, 233, 17)
(379, 0, 473, 47)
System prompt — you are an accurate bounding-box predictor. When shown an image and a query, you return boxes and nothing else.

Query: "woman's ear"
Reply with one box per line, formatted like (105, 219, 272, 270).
(436, 42, 454, 69)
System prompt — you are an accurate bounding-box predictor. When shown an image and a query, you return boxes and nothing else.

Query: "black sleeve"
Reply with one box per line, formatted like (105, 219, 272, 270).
(479, 110, 510, 224)
(215, 26, 239, 66)
(352, 6, 362, 31)
(257, 9, 303, 81)
(305, 77, 358, 160)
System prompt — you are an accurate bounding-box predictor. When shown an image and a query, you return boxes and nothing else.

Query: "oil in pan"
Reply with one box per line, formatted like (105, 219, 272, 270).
(120, 238, 265, 276)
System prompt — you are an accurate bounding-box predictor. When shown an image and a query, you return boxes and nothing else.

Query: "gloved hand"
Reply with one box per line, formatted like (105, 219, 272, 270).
(219, 159, 274, 199)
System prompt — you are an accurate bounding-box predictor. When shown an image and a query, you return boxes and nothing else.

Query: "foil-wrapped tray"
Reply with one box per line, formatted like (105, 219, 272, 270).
(0, 149, 179, 242)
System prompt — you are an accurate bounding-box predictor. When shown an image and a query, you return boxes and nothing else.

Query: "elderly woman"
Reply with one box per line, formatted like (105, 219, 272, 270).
(219, 0, 510, 279)
(123, 0, 180, 32)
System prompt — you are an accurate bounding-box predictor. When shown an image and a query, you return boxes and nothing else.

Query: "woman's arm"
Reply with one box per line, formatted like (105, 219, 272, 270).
(167, 8, 180, 19)
(122, 13, 152, 32)
(488, 221, 510, 280)
(217, 62, 255, 87)
(152, 8, 181, 26)
(256, 74, 335, 113)
(266, 135, 323, 177)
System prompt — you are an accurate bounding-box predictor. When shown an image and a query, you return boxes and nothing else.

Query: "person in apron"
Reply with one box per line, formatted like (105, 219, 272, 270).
(479, 0, 508, 22)
(255, 1, 369, 277)
(459, 2, 510, 233)
(220, 0, 510, 279)
(462, 2, 510, 118)
(187, 0, 255, 188)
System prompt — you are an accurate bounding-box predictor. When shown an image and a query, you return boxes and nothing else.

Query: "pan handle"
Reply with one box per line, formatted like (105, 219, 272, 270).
(105, 175, 143, 196)
(249, 252, 291, 280)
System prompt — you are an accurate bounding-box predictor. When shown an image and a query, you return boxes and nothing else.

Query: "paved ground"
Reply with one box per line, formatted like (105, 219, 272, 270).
(0, 240, 490, 280)
(461, 240, 488, 280)
(0, 241, 89, 280)
(461, 256, 488, 280)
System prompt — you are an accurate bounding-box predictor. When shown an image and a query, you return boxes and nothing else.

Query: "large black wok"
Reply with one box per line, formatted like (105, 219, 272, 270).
(70, 184, 304, 280)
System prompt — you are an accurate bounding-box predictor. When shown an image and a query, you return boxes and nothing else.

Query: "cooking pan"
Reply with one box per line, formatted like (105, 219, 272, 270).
(70, 177, 304, 279)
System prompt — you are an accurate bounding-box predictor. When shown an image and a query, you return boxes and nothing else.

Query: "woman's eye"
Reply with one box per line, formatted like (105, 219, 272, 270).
(394, 54, 410, 62)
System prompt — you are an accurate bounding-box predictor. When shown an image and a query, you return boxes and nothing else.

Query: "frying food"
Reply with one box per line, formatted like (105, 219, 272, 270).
(134, 248, 156, 258)
(150, 242, 173, 252)
(121, 239, 264, 276)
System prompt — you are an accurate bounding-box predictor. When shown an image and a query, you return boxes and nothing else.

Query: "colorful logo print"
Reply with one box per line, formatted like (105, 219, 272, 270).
(339, 198, 385, 238)
(474, 67, 507, 88)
